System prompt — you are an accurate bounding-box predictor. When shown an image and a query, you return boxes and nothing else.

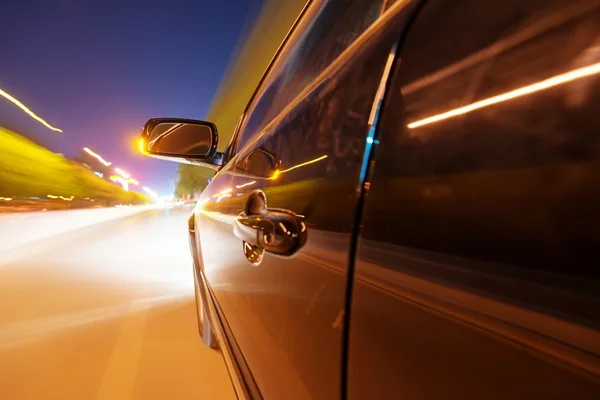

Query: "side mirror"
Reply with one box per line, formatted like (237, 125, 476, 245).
(233, 147, 282, 179)
(141, 118, 223, 169)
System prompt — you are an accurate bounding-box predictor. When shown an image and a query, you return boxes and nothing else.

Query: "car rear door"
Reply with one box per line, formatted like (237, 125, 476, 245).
(196, 0, 422, 398)
(349, 0, 600, 398)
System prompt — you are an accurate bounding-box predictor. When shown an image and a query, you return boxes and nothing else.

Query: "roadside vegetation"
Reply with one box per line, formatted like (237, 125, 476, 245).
(0, 126, 148, 209)
(176, 0, 306, 196)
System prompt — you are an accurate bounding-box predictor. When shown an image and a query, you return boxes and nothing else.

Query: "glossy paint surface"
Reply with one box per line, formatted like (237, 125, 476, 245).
(195, 1, 420, 398)
(349, 0, 600, 398)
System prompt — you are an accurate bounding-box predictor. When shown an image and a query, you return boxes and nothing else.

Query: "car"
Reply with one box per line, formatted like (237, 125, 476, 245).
(140, 0, 600, 398)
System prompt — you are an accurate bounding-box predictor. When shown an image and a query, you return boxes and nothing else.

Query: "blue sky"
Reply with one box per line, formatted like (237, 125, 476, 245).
(0, 0, 261, 195)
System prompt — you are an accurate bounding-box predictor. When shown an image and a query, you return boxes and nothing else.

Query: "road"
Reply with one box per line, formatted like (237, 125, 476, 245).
(0, 207, 235, 400)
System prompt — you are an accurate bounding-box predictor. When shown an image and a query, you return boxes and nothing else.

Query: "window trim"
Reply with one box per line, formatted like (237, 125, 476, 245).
(224, 0, 316, 162)
(232, 0, 418, 158)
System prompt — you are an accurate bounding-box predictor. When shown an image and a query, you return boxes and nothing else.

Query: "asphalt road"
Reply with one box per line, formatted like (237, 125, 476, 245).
(0, 207, 235, 400)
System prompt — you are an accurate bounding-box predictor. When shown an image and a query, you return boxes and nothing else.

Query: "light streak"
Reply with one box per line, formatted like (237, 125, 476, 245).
(0, 88, 62, 132)
(236, 181, 256, 189)
(270, 170, 281, 180)
(139, 138, 147, 154)
(407, 61, 600, 129)
(215, 193, 232, 203)
(83, 148, 112, 166)
(269, 155, 328, 180)
(114, 168, 130, 179)
(142, 186, 158, 198)
(280, 155, 328, 173)
(213, 188, 233, 198)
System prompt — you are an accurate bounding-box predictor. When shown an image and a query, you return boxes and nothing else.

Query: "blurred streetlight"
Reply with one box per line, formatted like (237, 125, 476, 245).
(114, 168, 131, 179)
(142, 186, 158, 198)
(0, 88, 62, 132)
(83, 147, 112, 166)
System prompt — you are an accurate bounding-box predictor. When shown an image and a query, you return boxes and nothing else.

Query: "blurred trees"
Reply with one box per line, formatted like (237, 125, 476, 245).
(176, 0, 306, 195)
(0, 126, 148, 204)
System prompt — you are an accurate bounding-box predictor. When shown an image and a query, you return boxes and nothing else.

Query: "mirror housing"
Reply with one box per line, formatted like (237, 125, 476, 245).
(140, 118, 224, 169)
(233, 147, 282, 179)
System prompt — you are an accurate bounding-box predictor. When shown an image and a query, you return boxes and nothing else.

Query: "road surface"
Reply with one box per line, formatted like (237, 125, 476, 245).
(0, 207, 235, 399)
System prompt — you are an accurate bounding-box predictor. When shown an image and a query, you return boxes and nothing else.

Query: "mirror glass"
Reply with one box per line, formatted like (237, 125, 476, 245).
(147, 122, 213, 157)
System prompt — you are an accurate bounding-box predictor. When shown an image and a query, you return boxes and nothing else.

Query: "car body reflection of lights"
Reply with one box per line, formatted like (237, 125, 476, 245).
(278, 222, 288, 234)
(47, 194, 59, 199)
(236, 181, 256, 189)
(0, 197, 13, 201)
(270, 170, 281, 180)
(216, 193, 232, 203)
(243, 241, 264, 265)
(269, 155, 328, 180)
(408, 61, 600, 129)
(213, 188, 233, 198)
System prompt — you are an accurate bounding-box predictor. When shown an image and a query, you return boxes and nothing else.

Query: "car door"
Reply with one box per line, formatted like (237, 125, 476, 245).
(349, 0, 600, 398)
(195, 0, 422, 398)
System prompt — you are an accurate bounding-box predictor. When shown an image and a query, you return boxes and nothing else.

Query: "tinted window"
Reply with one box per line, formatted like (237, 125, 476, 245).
(368, 0, 600, 279)
(348, 1, 600, 398)
(236, 0, 387, 151)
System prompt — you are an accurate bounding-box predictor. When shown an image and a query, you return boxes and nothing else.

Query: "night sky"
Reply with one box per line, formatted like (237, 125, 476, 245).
(0, 0, 261, 196)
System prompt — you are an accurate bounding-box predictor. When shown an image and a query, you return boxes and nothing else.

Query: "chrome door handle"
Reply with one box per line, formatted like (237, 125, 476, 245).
(234, 190, 307, 264)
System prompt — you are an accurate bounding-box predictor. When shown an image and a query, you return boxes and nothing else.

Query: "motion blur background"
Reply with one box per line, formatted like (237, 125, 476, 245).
(0, 0, 304, 398)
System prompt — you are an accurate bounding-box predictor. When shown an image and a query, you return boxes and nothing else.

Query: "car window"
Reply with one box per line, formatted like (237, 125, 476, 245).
(235, 0, 387, 152)
(368, 0, 600, 280)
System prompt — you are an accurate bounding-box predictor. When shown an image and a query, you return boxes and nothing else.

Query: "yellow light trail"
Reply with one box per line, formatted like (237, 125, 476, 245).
(0, 88, 62, 132)
(270, 170, 281, 180)
(270, 155, 328, 180)
(83, 147, 112, 166)
(280, 155, 328, 173)
(407, 61, 600, 129)
(139, 138, 148, 155)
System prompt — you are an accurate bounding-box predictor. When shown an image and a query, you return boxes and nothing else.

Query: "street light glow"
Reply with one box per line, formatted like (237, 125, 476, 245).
(0, 88, 63, 132)
(115, 168, 131, 179)
(83, 148, 112, 166)
(139, 138, 148, 155)
(142, 186, 158, 198)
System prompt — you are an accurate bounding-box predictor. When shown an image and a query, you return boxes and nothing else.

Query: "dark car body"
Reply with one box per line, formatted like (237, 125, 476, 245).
(142, 0, 600, 398)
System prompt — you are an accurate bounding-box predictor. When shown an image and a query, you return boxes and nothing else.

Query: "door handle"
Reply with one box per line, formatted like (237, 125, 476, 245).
(234, 190, 307, 264)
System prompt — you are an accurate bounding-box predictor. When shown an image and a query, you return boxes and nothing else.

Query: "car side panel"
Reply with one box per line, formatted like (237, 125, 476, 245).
(195, 2, 421, 398)
(348, 0, 600, 398)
